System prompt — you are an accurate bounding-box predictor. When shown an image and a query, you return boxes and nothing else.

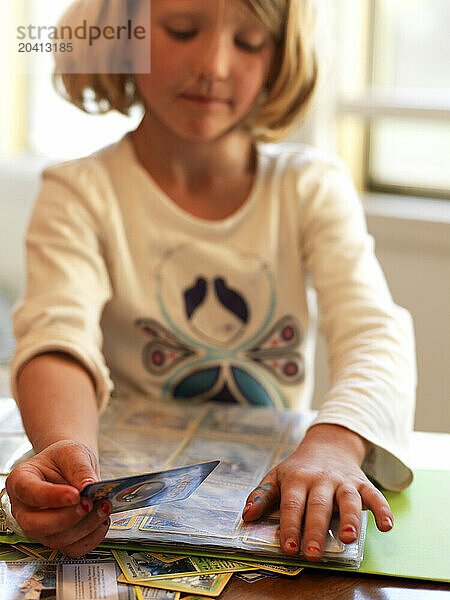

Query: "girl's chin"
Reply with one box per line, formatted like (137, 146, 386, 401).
(170, 124, 238, 144)
(142, 109, 243, 144)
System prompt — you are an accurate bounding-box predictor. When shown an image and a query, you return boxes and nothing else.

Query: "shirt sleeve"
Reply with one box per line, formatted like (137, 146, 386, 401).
(10, 161, 114, 411)
(297, 159, 417, 491)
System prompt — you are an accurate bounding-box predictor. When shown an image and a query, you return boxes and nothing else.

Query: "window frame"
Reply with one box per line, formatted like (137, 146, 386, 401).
(335, 0, 450, 201)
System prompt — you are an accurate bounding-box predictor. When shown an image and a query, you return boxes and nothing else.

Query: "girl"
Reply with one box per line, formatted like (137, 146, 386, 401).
(6, 0, 416, 560)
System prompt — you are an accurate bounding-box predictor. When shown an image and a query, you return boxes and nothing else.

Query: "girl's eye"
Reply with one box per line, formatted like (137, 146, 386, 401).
(235, 39, 265, 53)
(166, 28, 197, 41)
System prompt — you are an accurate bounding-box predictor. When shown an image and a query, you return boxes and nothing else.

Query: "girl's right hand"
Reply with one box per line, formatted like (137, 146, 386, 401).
(5, 440, 111, 557)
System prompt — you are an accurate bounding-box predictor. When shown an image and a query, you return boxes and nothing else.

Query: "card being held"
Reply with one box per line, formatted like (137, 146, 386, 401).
(81, 461, 220, 514)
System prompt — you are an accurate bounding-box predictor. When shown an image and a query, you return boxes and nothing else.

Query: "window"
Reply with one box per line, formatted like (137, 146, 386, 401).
(336, 0, 450, 200)
(1, 0, 142, 161)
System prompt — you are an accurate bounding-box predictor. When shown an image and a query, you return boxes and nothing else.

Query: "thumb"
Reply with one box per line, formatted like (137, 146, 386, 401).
(53, 441, 99, 492)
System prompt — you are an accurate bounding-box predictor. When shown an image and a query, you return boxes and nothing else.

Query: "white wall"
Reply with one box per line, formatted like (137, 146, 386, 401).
(0, 157, 49, 301)
(311, 197, 450, 433)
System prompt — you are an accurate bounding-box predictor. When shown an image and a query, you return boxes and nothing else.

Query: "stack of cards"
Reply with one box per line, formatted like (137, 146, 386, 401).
(95, 399, 367, 568)
(0, 398, 371, 597)
(0, 546, 303, 598)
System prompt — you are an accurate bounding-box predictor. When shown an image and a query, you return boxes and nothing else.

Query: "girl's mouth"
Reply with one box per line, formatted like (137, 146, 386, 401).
(180, 94, 230, 106)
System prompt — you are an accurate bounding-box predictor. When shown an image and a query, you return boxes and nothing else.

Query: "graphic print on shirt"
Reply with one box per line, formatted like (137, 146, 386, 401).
(183, 276, 249, 346)
(135, 243, 305, 408)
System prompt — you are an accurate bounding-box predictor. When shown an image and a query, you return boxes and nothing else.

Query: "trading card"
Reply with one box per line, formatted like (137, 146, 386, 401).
(242, 515, 344, 553)
(80, 460, 219, 514)
(109, 514, 140, 530)
(0, 548, 34, 562)
(97, 442, 132, 480)
(12, 544, 54, 561)
(118, 560, 141, 600)
(117, 399, 202, 432)
(189, 556, 257, 575)
(237, 561, 303, 576)
(149, 554, 188, 563)
(99, 431, 184, 480)
(235, 571, 279, 582)
(140, 505, 242, 539)
(136, 588, 180, 600)
(33, 549, 59, 561)
(171, 437, 275, 487)
(324, 523, 346, 553)
(0, 560, 57, 598)
(57, 560, 136, 600)
(76, 550, 116, 562)
(179, 596, 216, 600)
(242, 517, 280, 547)
(114, 551, 255, 583)
(113, 551, 200, 582)
(138, 513, 198, 535)
(36, 549, 59, 561)
(108, 428, 184, 467)
(128, 573, 233, 597)
(197, 404, 290, 441)
(185, 482, 248, 512)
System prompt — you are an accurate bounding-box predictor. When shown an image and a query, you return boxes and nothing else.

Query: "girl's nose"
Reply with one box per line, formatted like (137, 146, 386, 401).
(194, 33, 232, 82)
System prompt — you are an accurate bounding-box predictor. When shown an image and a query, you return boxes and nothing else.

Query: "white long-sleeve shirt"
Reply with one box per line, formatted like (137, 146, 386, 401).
(10, 133, 416, 490)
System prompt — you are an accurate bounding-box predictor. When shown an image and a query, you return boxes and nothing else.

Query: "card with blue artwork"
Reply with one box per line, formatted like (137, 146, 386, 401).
(80, 460, 219, 514)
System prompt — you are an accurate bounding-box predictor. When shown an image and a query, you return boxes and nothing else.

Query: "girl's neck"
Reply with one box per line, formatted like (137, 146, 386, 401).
(130, 111, 256, 193)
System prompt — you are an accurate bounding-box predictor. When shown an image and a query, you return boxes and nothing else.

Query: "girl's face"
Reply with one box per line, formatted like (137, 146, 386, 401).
(132, 0, 275, 142)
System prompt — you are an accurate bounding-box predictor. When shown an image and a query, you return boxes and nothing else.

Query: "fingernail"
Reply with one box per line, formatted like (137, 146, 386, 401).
(97, 501, 111, 517)
(306, 543, 321, 554)
(81, 478, 95, 488)
(343, 526, 357, 535)
(242, 502, 253, 516)
(383, 516, 393, 529)
(286, 539, 297, 551)
(76, 499, 91, 516)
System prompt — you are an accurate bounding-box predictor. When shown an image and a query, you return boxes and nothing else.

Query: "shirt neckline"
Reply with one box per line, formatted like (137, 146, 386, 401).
(121, 131, 265, 230)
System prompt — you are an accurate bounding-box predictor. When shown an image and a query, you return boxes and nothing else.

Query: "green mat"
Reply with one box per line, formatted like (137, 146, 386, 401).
(355, 469, 450, 581)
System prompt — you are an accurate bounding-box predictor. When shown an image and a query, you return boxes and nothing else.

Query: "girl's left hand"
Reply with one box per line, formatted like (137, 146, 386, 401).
(242, 423, 394, 561)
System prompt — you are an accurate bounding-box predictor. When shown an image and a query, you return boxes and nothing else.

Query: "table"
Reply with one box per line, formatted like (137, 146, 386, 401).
(0, 398, 448, 598)
(221, 572, 450, 598)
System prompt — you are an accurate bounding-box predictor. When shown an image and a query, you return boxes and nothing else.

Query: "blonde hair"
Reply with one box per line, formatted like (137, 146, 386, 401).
(52, 0, 319, 142)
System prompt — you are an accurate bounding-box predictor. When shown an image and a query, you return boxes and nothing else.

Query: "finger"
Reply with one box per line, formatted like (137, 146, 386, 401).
(279, 483, 307, 555)
(242, 471, 280, 522)
(59, 519, 110, 559)
(335, 484, 362, 544)
(7, 467, 80, 509)
(302, 484, 334, 561)
(360, 483, 393, 532)
(40, 501, 111, 550)
(11, 497, 94, 540)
